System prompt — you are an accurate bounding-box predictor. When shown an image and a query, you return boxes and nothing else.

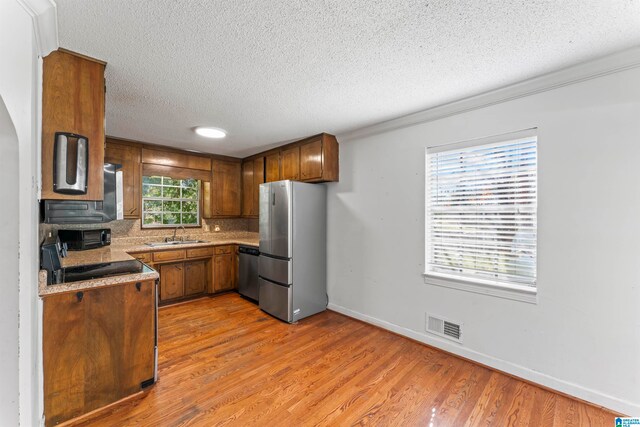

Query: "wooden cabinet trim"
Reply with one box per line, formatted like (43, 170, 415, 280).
(142, 163, 211, 182)
(141, 147, 212, 171)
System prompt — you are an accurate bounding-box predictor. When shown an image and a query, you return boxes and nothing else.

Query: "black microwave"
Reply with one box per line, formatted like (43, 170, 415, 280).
(57, 228, 111, 251)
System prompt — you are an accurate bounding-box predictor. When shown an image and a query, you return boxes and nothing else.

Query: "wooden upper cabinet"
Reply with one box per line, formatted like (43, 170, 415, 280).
(105, 140, 141, 218)
(299, 134, 339, 182)
(211, 160, 241, 217)
(41, 49, 106, 200)
(300, 138, 323, 181)
(242, 161, 254, 217)
(242, 158, 264, 217)
(280, 146, 300, 181)
(265, 153, 280, 182)
(253, 158, 264, 215)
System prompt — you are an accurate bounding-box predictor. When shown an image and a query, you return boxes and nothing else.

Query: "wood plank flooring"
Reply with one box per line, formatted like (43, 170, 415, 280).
(70, 293, 619, 426)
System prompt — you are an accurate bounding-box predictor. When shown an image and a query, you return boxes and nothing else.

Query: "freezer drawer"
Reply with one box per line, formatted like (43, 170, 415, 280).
(258, 255, 292, 285)
(259, 278, 292, 323)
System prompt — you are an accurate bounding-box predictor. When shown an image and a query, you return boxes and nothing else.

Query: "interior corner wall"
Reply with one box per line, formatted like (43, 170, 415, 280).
(0, 0, 43, 425)
(328, 66, 640, 415)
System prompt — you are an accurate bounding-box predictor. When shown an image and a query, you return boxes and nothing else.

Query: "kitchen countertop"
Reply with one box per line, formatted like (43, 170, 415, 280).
(39, 232, 259, 297)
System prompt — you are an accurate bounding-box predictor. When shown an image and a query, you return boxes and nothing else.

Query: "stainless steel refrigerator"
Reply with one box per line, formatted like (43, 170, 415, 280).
(258, 180, 327, 323)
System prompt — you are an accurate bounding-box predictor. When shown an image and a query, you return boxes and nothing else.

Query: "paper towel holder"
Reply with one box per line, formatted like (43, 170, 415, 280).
(53, 132, 88, 195)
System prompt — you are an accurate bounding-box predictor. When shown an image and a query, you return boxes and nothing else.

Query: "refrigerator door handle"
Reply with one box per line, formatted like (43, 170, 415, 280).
(272, 192, 275, 206)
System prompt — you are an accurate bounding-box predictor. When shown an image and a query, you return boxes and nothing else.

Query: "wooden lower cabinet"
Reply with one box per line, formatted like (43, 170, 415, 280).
(43, 280, 155, 426)
(157, 257, 215, 303)
(184, 260, 207, 295)
(146, 245, 238, 305)
(214, 245, 237, 292)
(159, 263, 184, 301)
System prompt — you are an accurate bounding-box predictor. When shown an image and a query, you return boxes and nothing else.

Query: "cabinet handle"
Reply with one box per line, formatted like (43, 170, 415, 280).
(135, 282, 142, 292)
(76, 291, 83, 302)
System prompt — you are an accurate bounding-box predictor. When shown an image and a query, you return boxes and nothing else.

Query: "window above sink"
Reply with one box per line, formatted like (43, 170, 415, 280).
(142, 176, 201, 228)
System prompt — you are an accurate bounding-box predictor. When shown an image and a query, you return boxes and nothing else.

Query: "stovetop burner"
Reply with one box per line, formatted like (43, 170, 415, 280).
(48, 259, 154, 285)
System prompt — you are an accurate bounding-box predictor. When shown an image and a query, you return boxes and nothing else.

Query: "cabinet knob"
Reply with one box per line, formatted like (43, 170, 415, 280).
(135, 282, 142, 292)
(76, 291, 84, 302)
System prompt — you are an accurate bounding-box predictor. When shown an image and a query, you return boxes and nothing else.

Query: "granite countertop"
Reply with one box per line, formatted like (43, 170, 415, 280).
(39, 232, 259, 297)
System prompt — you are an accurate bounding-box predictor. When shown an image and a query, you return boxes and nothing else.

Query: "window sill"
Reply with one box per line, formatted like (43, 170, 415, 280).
(423, 272, 537, 304)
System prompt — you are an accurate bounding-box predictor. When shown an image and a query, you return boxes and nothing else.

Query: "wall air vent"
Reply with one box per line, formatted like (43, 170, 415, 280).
(426, 313, 463, 343)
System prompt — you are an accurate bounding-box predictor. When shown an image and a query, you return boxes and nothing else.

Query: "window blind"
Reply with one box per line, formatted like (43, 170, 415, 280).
(426, 133, 537, 287)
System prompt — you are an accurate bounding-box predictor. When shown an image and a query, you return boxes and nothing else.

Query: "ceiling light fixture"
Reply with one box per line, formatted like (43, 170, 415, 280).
(194, 126, 226, 139)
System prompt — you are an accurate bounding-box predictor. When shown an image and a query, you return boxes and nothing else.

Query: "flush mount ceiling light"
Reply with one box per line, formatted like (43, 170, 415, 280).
(194, 126, 226, 139)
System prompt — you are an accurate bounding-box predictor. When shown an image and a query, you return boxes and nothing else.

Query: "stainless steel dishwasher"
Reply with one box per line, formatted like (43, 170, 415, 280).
(238, 245, 260, 302)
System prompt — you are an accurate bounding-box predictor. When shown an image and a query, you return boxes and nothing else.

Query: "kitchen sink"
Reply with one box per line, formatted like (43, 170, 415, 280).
(145, 240, 209, 247)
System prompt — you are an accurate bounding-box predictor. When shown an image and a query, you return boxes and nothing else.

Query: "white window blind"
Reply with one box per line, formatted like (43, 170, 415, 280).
(425, 131, 537, 288)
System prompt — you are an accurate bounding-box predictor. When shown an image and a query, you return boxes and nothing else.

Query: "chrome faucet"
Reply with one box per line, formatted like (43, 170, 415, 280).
(166, 225, 186, 242)
(173, 225, 186, 242)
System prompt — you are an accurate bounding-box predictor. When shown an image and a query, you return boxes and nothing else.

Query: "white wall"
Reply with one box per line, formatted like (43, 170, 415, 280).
(0, 0, 44, 425)
(328, 64, 640, 415)
(0, 95, 20, 427)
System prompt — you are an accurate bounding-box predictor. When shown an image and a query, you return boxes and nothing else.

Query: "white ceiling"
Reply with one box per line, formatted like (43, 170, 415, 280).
(55, 0, 640, 157)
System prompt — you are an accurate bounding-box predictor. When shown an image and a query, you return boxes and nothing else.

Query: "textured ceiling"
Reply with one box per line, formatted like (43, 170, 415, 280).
(55, 0, 640, 157)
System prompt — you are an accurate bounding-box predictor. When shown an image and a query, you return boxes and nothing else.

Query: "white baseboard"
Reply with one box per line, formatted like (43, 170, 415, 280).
(328, 302, 640, 416)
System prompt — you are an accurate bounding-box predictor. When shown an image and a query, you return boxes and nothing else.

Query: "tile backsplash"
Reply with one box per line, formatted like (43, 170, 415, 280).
(40, 218, 258, 244)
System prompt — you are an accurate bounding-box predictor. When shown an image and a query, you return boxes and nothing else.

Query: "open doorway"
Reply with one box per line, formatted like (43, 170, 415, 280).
(0, 94, 20, 425)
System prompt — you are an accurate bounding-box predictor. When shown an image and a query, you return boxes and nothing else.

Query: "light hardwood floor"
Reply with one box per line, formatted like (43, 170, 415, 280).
(70, 293, 619, 426)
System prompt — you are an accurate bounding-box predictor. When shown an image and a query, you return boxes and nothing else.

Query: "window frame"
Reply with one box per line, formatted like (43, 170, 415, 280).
(141, 175, 202, 228)
(423, 128, 538, 304)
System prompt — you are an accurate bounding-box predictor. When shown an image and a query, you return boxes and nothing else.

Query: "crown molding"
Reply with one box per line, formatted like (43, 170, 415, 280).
(338, 46, 640, 142)
(16, 0, 58, 57)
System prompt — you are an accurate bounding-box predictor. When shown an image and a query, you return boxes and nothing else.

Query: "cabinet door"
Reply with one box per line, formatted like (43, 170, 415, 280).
(105, 141, 141, 218)
(159, 263, 184, 301)
(265, 153, 280, 182)
(252, 159, 265, 216)
(280, 147, 300, 180)
(212, 160, 242, 216)
(43, 281, 155, 426)
(41, 50, 105, 200)
(122, 280, 156, 390)
(184, 260, 207, 296)
(214, 254, 234, 292)
(43, 291, 88, 425)
(300, 138, 323, 181)
(202, 181, 212, 219)
(241, 161, 254, 217)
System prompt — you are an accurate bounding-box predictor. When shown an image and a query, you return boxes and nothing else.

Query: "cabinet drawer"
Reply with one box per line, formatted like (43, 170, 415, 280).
(153, 250, 185, 262)
(214, 245, 233, 255)
(131, 252, 152, 263)
(187, 247, 213, 258)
